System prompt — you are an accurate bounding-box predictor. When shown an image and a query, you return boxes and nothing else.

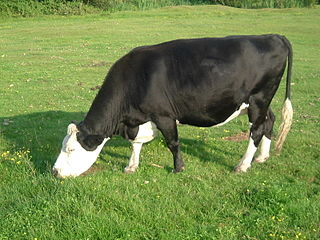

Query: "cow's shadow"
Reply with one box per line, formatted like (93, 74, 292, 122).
(180, 138, 234, 170)
(0, 111, 86, 173)
(0, 111, 235, 174)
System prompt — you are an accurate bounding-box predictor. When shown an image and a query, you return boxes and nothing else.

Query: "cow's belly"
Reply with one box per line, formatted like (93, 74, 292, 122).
(212, 102, 249, 127)
(178, 102, 249, 127)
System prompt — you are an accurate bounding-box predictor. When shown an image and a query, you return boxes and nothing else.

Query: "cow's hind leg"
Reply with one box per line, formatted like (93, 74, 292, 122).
(255, 109, 275, 163)
(153, 117, 184, 172)
(234, 100, 270, 173)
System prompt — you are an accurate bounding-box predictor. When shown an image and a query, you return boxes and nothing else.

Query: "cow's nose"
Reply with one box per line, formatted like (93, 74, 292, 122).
(52, 168, 60, 178)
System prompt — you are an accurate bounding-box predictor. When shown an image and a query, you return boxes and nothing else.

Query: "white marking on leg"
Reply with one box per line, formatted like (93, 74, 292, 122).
(134, 121, 158, 143)
(124, 142, 143, 173)
(124, 121, 158, 173)
(214, 103, 249, 127)
(235, 137, 257, 173)
(255, 136, 271, 163)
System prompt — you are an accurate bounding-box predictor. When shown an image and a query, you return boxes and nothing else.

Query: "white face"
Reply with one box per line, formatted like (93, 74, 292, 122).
(52, 123, 109, 178)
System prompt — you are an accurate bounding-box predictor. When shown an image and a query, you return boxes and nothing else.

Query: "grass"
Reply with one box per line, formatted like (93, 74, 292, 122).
(0, 5, 320, 240)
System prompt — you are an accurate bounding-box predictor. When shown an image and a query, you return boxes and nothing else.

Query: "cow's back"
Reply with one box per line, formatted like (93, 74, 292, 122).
(117, 35, 288, 127)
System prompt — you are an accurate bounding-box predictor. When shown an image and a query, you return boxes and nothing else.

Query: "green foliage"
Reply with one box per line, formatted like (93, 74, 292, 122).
(0, 0, 316, 17)
(0, 0, 214, 17)
(0, 0, 40, 17)
(218, 0, 317, 8)
(0, 0, 98, 17)
(85, 0, 214, 11)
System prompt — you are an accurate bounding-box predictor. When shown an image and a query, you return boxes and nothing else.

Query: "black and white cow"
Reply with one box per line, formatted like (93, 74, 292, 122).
(53, 34, 293, 178)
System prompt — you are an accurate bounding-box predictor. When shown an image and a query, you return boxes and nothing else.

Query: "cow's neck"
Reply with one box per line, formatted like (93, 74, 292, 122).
(82, 80, 126, 138)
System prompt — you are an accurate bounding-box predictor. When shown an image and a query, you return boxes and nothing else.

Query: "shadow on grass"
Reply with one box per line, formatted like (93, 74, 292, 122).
(180, 138, 234, 171)
(0, 111, 85, 174)
(0, 111, 235, 175)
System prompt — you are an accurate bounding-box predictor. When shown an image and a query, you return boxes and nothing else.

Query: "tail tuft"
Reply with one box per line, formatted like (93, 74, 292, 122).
(275, 98, 293, 153)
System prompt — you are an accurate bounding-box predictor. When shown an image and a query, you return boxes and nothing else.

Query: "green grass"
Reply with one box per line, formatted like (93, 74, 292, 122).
(1, 5, 320, 240)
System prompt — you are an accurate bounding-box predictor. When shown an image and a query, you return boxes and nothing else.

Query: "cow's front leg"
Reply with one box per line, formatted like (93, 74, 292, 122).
(124, 121, 157, 173)
(154, 117, 184, 173)
(124, 142, 143, 174)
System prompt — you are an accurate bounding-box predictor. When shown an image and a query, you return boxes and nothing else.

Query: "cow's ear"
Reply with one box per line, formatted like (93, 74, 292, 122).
(77, 133, 104, 151)
(67, 123, 78, 135)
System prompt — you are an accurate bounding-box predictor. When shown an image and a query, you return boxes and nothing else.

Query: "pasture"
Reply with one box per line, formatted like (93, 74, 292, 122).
(0, 5, 320, 240)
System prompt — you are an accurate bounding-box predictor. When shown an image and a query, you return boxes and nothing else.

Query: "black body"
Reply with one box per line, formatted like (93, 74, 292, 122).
(76, 34, 292, 172)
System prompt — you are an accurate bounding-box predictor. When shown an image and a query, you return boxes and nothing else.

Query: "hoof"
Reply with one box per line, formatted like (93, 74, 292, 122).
(234, 164, 250, 173)
(173, 166, 185, 173)
(254, 156, 269, 163)
(124, 166, 137, 174)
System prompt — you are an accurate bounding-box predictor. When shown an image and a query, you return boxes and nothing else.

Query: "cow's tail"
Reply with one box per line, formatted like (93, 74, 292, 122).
(275, 36, 293, 153)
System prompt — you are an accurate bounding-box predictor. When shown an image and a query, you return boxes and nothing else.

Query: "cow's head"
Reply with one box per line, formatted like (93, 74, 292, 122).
(52, 123, 109, 178)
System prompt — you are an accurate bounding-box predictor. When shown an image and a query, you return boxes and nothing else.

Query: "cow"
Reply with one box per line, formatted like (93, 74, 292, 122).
(52, 34, 293, 178)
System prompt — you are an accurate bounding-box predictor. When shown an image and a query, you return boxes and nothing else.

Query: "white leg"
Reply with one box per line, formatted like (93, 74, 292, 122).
(124, 142, 143, 173)
(124, 121, 158, 174)
(255, 135, 271, 163)
(234, 137, 257, 173)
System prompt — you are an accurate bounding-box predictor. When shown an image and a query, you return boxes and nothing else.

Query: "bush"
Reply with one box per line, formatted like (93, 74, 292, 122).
(217, 0, 317, 8)
(0, 0, 98, 17)
(0, 0, 316, 17)
(0, 0, 41, 17)
(0, 0, 215, 16)
(40, 0, 96, 15)
(85, 0, 122, 11)
(85, 0, 214, 11)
